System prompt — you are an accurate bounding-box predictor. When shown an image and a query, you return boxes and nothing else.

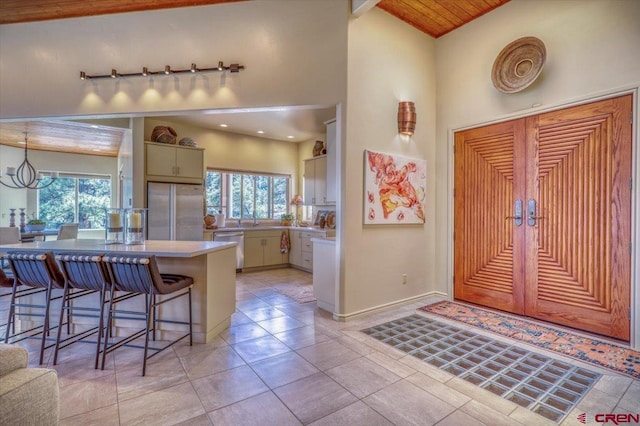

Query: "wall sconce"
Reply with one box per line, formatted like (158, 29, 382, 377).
(79, 61, 245, 80)
(398, 101, 416, 136)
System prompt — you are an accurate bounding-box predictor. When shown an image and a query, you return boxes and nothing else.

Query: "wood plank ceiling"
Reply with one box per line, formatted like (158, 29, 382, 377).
(0, 0, 509, 156)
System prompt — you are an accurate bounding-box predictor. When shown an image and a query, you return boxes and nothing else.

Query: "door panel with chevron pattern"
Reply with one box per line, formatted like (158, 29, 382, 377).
(454, 95, 632, 340)
(454, 119, 526, 314)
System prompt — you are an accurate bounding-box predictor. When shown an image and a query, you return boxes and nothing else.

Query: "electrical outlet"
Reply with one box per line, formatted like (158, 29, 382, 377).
(402, 274, 408, 285)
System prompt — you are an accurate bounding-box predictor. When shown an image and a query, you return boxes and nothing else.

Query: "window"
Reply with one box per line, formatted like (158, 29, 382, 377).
(205, 170, 290, 220)
(38, 174, 111, 230)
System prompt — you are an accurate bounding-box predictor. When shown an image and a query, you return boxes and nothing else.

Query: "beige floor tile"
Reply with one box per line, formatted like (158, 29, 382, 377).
(251, 350, 319, 389)
(51, 350, 114, 387)
(172, 413, 213, 425)
(309, 401, 393, 426)
(575, 387, 621, 414)
(459, 400, 524, 426)
(118, 382, 205, 426)
(116, 356, 189, 401)
(173, 336, 228, 358)
(296, 339, 361, 371)
(447, 376, 518, 416)
(435, 409, 487, 426)
(617, 380, 640, 412)
(208, 391, 302, 426)
(58, 373, 118, 420)
(231, 334, 291, 363)
(326, 357, 400, 398)
(179, 344, 246, 380)
(366, 351, 417, 378)
(257, 315, 306, 334)
(363, 379, 456, 426)
(110, 338, 179, 372)
(509, 406, 558, 426)
(59, 404, 120, 426)
(220, 322, 270, 344)
(405, 372, 471, 408)
(273, 325, 332, 350)
(274, 372, 358, 424)
(192, 365, 269, 412)
(397, 353, 454, 382)
(593, 374, 633, 400)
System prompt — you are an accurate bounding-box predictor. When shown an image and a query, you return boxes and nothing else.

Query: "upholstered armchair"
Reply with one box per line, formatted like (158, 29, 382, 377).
(0, 343, 60, 425)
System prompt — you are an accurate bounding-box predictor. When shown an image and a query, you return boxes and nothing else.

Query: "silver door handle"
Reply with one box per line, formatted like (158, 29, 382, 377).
(527, 198, 544, 226)
(505, 199, 523, 226)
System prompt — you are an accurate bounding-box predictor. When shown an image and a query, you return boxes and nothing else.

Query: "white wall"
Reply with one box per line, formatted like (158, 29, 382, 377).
(434, 0, 640, 345)
(342, 8, 437, 317)
(0, 1, 348, 119)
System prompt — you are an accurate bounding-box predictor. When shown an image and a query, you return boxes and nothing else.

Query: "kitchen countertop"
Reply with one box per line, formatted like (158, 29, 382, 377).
(0, 238, 236, 258)
(211, 226, 335, 233)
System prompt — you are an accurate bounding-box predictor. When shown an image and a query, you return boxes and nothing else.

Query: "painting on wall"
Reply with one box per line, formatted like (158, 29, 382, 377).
(363, 149, 426, 225)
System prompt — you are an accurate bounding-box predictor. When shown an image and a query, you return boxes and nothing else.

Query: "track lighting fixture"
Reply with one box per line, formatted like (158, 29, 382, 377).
(79, 61, 245, 80)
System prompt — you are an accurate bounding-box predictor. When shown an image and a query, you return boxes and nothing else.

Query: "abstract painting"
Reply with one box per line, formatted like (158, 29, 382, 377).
(363, 149, 426, 224)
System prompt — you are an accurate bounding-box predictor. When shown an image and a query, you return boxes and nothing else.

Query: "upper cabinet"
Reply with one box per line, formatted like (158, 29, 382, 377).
(304, 156, 327, 205)
(145, 142, 204, 184)
(303, 119, 336, 206)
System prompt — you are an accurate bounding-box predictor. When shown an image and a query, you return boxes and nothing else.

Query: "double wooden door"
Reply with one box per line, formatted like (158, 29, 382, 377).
(454, 95, 632, 340)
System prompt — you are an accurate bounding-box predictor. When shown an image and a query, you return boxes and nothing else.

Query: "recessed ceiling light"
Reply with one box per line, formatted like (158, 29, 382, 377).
(287, 135, 294, 139)
(257, 130, 265, 134)
(220, 124, 228, 128)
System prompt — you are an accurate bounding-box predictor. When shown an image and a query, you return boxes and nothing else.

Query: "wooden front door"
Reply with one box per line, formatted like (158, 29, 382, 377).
(454, 95, 632, 340)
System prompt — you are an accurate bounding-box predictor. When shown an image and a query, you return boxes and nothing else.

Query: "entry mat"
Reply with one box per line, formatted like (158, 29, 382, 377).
(362, 314, 601, 423)
(420, 301, 640, 379)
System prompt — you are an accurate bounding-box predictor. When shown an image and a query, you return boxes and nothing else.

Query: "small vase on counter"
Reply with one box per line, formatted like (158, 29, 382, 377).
(105, 208, 124, 244)
(125, 208, 147, 245)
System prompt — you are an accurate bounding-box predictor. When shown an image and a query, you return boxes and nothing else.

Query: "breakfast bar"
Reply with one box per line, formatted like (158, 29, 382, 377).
(0, 239, 237, 343)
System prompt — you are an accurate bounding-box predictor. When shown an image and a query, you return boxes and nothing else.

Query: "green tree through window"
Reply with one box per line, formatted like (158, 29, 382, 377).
(38, 174, 111, 230)
(205, 170, 290, 220)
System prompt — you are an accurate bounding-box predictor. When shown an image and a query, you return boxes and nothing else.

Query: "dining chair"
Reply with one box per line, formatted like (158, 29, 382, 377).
(101, 254, 193, 376)
(57, 223, 79, 240)
(4, 251, 66, 364)
(53, 253, 110, 367)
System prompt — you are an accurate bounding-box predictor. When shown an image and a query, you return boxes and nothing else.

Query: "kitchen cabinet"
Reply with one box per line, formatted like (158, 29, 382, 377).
(244, 229, 288, 269)
(289, 228, 335, 272)
(313, 237, 336, 313)
(304, 156, 327, 205)
(145, 142, 204, 184)
(324, 119, 337, 204)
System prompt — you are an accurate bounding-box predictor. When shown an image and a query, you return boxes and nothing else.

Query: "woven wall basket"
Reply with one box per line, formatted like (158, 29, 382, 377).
(491, 36, 546, 94)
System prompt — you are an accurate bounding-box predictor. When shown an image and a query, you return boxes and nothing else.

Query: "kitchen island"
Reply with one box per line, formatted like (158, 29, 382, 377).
(0, 239, 237, 343)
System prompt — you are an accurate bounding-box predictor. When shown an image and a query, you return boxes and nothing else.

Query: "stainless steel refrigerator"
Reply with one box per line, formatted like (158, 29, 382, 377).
(147, 182, 204, 240)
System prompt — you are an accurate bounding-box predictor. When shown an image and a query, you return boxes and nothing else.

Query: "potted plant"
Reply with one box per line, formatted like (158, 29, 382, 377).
(26, 213, 46, 232)
(280, 213, 295, 226)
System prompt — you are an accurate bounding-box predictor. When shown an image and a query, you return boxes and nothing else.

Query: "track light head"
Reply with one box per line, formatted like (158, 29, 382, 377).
(80, 71, 86, 80)
(142, 67, 149, 76)
(164, 65, 171, 75)
(110, 69, 117, 78)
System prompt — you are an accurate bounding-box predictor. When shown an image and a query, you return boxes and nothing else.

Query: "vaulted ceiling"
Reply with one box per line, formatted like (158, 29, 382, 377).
(0, 0, 509, 155)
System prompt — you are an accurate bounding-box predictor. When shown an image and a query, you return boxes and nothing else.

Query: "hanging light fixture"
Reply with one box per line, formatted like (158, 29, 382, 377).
(0, 132, 59, 190)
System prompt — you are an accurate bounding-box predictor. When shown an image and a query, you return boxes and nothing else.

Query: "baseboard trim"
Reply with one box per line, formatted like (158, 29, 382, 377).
(332, 291, 448, 322)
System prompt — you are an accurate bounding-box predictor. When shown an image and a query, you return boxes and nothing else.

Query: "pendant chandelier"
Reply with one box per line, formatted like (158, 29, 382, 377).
(0, 132, 58, 190)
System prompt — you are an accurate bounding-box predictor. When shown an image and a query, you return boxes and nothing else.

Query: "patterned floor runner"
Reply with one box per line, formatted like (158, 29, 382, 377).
(362, 314, 600, 423)
(419, 301, 640, 379)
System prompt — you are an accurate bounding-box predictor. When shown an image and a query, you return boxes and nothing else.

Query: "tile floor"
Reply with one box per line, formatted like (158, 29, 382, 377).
(2, 267, 639, 425)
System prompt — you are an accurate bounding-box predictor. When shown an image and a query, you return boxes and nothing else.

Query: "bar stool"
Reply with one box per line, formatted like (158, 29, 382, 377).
(4, 252, 66, 364)
(53, 253, 110, 367)
(101, 254, 193, 376)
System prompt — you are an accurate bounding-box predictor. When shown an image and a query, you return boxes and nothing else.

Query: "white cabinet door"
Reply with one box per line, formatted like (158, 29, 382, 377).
(304, 158, 316, 205)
